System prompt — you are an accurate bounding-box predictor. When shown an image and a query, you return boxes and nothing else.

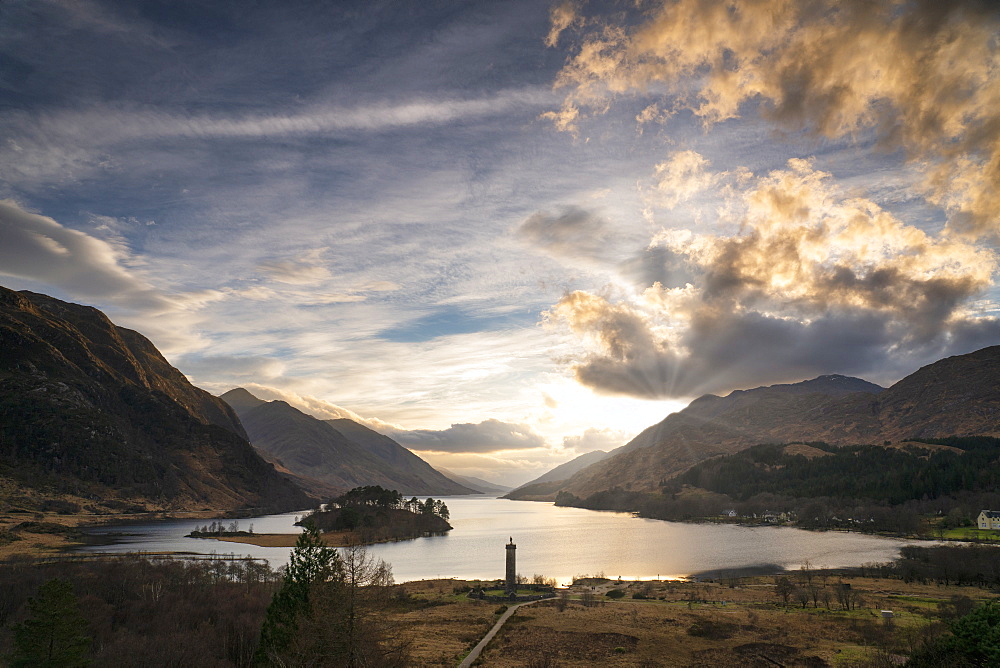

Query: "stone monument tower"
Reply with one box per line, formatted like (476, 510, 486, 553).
(505, 536, 516, 594)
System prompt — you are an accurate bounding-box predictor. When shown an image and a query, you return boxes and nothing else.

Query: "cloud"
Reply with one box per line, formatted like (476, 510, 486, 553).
(258, 248, 333, 285)
(0, 200, 169, 311)
(388, 419, 547, 453)
(544, 1, 582, 48)
(516, 206, 620, 264)
(551, 0, 1000, 237)
(546, 160, 1000, 398)
(644, 150, 719, 209)
(43, 0, 171, 47)
(181, 357, 287, 382)
(0, 87, 557, 189)
(0, 200, 226, 354)
(562, 427, 626, 453)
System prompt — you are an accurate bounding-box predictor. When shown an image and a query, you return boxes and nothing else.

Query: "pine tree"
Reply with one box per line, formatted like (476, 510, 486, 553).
(254, 524, 342, 666)
(10, 578, 91, 667)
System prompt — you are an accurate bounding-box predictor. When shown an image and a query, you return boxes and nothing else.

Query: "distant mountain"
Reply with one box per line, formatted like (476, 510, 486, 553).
(436, 468, 510, 495)
(540, 347, 1000, 501)
(221, 389, 474, 496)
(219, 386, 266, 414)
(505, 450, 611, 500)
(0, 287, 311, 513)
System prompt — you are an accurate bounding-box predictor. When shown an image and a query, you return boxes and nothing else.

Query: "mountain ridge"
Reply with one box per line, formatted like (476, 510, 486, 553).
(0, 287, 311, 513)
(436, 467, 510, 495)
(513, 348, 999, 501)
(221, 388, 475, 496)
(505, 449, 611, 500)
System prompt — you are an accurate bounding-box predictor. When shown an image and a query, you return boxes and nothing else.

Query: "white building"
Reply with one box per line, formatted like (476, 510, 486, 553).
(977, 510, 1000, 530)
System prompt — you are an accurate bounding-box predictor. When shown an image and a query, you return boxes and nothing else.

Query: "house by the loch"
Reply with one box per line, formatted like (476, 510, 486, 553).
(977, 510, 1000, 530)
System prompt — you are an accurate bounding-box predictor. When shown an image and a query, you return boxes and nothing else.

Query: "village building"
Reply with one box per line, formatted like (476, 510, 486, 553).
(977, 510, 1000, 530)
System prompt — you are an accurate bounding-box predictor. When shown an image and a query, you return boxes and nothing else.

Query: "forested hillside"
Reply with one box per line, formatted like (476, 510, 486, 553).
(672, 438, 1000, 505)
(557, 437, 1000, 535)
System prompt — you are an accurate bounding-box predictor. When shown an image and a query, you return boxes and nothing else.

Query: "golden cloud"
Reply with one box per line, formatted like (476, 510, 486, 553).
(546, 160, 999, 398)
(551, 0, 1000, 237)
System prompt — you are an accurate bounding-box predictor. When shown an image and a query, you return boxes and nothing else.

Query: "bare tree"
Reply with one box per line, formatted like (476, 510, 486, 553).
(774, 576, 794, 608)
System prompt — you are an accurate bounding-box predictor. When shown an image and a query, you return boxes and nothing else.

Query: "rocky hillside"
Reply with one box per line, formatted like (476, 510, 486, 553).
(0, 287, 312, 513)
(222, 389, 475, 496)
(543, 347, 1000, 500)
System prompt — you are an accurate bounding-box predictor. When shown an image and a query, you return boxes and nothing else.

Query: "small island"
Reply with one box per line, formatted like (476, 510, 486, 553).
(189, 485, 452, 547)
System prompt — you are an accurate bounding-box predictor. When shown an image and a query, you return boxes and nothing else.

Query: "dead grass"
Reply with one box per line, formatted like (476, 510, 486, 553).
(381, 575, 998, 668)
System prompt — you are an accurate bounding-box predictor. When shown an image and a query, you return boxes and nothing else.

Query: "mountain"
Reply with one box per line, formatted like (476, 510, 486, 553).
(0, 287, 311, 513)
(219, 386, 266, 414)
(221, 389, 474, 496)
(869, 346, 1000, 442)
(436, 468, 510, 495)
(505, 450, 611, 500)
(540, 347, 1000, 501)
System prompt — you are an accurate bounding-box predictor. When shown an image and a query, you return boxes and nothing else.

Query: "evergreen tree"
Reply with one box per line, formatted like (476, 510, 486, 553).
(254, 524, 342, 666)
(296, 544, 409, 667)
(9, 578, 91, 668)
(907, 600, 1000, 666)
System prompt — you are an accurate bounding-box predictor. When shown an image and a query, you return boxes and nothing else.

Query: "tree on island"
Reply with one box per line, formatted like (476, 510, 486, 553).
(302, 486, 451, 539)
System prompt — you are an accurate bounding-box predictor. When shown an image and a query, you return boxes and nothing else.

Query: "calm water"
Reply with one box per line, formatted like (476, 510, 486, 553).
(78, 496, 925, 584)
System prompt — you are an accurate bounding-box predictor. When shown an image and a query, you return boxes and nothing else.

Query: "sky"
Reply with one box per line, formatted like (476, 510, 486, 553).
(2, 0, 999, 487)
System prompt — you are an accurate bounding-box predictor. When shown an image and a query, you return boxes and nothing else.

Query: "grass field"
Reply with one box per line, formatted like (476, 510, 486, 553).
(936, 526, 1000, 541)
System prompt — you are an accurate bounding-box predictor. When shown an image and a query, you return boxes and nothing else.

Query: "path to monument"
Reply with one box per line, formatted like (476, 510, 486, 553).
(457, 598, 544, 668)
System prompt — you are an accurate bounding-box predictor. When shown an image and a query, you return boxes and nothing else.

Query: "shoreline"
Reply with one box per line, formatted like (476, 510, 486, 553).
(0, 507, 313, 561)
(531, 499, 998, 544)
(201, 528, 445, 548)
